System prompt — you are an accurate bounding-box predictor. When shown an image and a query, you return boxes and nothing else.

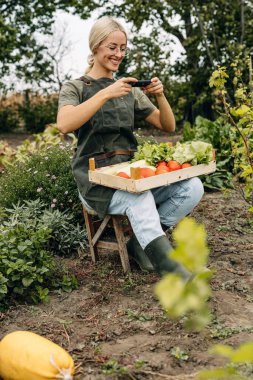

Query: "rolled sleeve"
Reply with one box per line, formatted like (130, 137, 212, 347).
(133, 87, 156, 121)
(58, 80, 83, 110)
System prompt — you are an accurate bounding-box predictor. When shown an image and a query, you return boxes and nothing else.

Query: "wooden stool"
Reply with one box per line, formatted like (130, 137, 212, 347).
(82, 205, 132, 274)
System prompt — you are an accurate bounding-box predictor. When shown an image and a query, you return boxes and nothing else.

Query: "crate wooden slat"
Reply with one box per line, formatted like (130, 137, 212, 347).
(89, 160, 216, 193)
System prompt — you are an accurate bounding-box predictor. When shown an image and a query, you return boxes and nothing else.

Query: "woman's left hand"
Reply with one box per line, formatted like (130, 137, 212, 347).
(143, 77, 164, 95)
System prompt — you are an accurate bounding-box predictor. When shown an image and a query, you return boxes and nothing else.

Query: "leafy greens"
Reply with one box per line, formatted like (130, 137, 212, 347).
(132, 141, 213, 166)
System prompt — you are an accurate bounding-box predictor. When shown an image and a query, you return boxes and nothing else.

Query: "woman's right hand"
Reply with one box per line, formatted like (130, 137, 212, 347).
(102, 77, 138, 99)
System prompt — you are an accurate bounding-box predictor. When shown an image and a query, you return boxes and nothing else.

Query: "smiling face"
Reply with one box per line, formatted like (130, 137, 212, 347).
(94, 31, 127, 74)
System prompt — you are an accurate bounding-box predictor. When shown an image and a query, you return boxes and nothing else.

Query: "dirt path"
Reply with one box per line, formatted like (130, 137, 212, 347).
(1, 189, 253, 379)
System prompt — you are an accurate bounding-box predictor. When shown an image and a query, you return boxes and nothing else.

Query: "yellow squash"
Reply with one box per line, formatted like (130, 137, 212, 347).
(0, 331, 74, 380)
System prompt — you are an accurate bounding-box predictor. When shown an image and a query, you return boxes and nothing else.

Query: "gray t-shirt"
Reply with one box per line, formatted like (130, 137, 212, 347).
(58, 79, 156, 121)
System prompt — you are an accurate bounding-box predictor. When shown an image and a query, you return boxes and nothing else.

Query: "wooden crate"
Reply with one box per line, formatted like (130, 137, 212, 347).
(89, 159, 216, 193)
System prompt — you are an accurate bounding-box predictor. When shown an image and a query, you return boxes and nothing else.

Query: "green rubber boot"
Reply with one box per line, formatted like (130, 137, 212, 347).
(127, 234, 154, 272)
(144, 235, 191, 280)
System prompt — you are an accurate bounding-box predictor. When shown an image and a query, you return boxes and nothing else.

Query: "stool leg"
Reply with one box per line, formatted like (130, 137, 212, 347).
(83, 209, 99, 262)
(112, 216, 131, 274)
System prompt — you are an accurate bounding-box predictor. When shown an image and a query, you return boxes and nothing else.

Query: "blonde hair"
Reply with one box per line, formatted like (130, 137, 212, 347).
(85, 16, 127, 74)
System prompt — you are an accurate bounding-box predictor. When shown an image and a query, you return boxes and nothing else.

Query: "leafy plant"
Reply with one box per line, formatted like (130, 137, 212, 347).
(155, 218, 213, 331)
(1, 124, 76, 168)
(209, 55, 253, 206)
(41, 209, 87, 255)
(209, 320, 253, 340)
(2, 200, 87, 256)
(0, 143, 81, 221)
(56, 274, 78, 293)
(125, 308, 153, 322)
(183, 116, 234, 190)
(101, 359, 128, 375)
(132, 140, 213, 167)
(198, 342, 253, 379)
(0, 211, 54, 305)
(171, 347, 189, 361)
(0, 200, 82, 307)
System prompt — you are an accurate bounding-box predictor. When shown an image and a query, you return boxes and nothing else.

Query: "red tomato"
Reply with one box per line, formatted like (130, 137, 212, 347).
(167, 160, 182, 171)
(116, 172, 130, 179)
(157, 165, 169, 172)
(156, 161, 167, 168)
(155, 167, 169, 175)
(181, 162, 192, 168)
(140, 168, 156, 178)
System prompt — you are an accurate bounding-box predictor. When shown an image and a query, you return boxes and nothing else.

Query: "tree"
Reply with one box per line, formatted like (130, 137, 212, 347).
(0, 0, 98, 90)
(43, 22, 74, 92)
(97, 0, 253, 122)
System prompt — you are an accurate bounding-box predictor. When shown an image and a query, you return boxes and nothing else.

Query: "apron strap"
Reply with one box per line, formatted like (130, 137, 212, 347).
(79, 76, 92, 86)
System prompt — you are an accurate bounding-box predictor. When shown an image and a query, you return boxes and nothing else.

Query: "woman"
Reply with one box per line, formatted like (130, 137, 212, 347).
(57, 16, 204, 279)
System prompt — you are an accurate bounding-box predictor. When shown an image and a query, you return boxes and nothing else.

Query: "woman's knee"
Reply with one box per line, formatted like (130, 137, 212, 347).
(187, 177, 204, 205)
(127, 190, 157, 214)
(108, 189, 156, 215)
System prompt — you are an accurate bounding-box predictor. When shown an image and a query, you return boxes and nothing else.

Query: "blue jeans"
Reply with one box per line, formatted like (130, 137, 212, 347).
(107, 177, 204, 249)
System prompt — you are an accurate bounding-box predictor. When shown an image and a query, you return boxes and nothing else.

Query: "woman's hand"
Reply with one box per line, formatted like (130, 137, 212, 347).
(143, 77, 164, 96)
(102, 77, 137, 99)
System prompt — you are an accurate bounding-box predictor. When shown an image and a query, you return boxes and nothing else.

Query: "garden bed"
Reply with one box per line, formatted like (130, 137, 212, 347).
(0, 130, 252, 379)
(0, 189, 252, 379)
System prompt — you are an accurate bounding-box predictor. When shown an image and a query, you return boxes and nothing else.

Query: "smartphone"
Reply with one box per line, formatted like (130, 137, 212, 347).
(130, 80, 152, 87)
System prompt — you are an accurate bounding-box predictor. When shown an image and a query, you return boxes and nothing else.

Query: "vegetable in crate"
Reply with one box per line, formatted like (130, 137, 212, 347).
(114, 160, 156, 178)
(0, 331, 74, 380)
(172, 141, 213, 165)
(133, 142, 174, 166)
(132, 140, 213, 166)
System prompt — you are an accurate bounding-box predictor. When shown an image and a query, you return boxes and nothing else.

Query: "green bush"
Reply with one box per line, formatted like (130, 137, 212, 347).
(0, 209, 55, 305)
(183, 116, 234, 190)
(39, 206, 87, 255)
(0, 104, 21, 132)
(0, 144, 82, 221)
(0, 200, 84, 307)
(18, 95, 58, 133)
(6, 200, 87, 255)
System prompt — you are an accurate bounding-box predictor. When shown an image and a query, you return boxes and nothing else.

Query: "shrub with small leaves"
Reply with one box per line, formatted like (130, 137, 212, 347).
(209, 57, 253, 205)
(3, 200, 87, 256)
(13, 124, 76, 165)
(0, 143, 82, 221)
(0, 212, 55, 305)
(40, 207, 87, 255)
(0, 200, 82, 307)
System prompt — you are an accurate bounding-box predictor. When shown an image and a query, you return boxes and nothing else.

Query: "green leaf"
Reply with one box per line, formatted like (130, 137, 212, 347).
(155, 217, 212, 329)
(22, 277, 34, 287)
(17, 244, 27, 252)
(231, 342, 253, 363)
(230, 105, 251, 118)
(210, 344, 234, 358)
(171, 218, 209, 272)
(0, 284, 8, 294)
(198, 366, 238, 379)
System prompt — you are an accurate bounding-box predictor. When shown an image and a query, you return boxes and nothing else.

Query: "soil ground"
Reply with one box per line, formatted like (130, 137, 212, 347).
(0, 130, 253, 379)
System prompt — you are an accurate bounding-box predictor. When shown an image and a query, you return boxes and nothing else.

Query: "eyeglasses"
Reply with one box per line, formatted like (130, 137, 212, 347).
(101, 45, 130, 56)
